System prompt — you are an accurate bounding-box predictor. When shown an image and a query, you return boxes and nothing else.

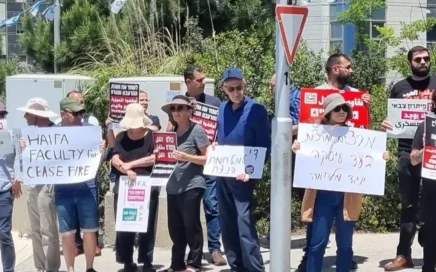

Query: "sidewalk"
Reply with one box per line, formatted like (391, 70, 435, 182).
(12, 232, 424, 271)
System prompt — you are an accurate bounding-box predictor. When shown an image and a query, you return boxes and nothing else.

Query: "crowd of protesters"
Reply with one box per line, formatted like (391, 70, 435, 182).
(0, 45, 433, 272)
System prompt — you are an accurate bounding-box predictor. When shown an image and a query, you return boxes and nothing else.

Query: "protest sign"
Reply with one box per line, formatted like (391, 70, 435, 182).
(150, 132, 177, 186)
(0, 120, 12, 154)
(115, 176, 151, 232)
(109, 82, 140, 122)
(387, 99, 432, 139)
(422, 115, 436, 180)
(300, 88, 369, 128)
(21, 126, 102, 185)
(294, 124, 387, 196)
(191, 102, 219, 142)
(204, 146, 267, 179)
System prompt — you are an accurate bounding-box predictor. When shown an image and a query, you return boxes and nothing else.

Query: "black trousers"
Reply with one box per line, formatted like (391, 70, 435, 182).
(167, 188, 205, 270)
(396, 154, 422, 258)
(418, 179, 436, 272)
(114, 187, 160, 266)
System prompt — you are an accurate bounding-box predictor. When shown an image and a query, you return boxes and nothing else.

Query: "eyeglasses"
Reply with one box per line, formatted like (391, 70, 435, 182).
(224, 85, 243, 93)
(334, 65, 352, 70)
(170, 106, 185, 112)
(333, 105, 349, 113)
(413, 57, 430, 63)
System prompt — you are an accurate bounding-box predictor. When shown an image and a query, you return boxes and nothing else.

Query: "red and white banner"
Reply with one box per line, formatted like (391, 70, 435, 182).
(299, 88, 370, 128)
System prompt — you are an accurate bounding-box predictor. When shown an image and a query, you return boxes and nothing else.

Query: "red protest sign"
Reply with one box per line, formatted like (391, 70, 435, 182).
(153, 132, 177, 164)
(299, 88, 369, 128)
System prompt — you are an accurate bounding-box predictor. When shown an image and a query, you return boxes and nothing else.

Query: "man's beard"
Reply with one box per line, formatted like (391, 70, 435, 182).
(337, 74, 350, 87)
(412, 65, 430, 77)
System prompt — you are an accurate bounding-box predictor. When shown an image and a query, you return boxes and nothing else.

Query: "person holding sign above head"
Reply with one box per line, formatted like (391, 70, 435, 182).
(16, 97, 61, 272)
(214, 68, 271, 272)
(160, 95, 210, 272)
(292, 93, 389, 272)
(381, 46, 436, 272)
(409, 92, 436, 272)
(110, 103, 159, 272)
(54, 98, 105, 272)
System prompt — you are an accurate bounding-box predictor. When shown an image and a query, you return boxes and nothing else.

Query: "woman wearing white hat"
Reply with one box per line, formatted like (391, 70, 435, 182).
(292, 93, 389, 272)
(161, 95, 210, 272)
(110, 103, 159, 272)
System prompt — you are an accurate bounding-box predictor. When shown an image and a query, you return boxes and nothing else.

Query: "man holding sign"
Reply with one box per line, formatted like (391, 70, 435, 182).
(215, 68, 271, 272)
(382, 46, 436, 271)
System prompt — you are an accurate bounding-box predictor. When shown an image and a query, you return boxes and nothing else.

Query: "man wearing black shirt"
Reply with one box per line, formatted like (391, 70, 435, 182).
(381, 46, 436, 271)
(166, 65, 227, 266)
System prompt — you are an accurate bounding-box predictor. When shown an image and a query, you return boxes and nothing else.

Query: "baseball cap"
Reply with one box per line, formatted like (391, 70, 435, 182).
(60, 97, 85, 113)
(222, 67, 243, 82)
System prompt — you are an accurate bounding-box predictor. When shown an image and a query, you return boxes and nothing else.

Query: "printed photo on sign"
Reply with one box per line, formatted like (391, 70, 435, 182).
(20, 126, 103, 185)
(115, 176, 151, 233)
(191, 102, 219, 142)
(422, 115, 436, 180)
(109, 82, 140, 122)
(150, 132, 177, 186)
(293, 124, 387, 196)
(204, 146, 267, 179)
(387, 99, 432, 139)
(300, 88, 369, 128)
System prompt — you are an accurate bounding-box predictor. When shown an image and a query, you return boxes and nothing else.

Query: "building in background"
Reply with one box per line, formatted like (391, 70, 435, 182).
(301, 0, 432, 84)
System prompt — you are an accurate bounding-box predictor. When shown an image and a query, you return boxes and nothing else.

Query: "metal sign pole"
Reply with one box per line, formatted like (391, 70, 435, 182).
(270, 0, 293, 271)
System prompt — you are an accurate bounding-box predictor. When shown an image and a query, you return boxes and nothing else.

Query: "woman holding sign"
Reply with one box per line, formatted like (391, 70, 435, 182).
(111, 103, 159, 272)
(292, 93, 389, 272)
(160, 95, 210, 272)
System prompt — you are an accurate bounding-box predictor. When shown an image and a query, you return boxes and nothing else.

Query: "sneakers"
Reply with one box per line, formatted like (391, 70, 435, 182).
(123, 262, 138, 272)
(211, 250, 227, 266)
(86, 269, 97, 272)
(384, 255, 414, 271)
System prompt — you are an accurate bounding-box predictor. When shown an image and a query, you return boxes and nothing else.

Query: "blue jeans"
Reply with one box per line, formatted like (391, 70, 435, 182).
(55, 187, 99, 234)
(203, 176, 221, 253)
(307, 190, 354, 272)
(0, 190, 15, 272)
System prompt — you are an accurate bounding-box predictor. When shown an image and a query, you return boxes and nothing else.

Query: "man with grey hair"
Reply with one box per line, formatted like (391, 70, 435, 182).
(17, 97, 61, 272)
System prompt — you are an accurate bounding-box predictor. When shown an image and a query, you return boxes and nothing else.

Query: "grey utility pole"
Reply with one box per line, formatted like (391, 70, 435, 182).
(54, 0, 61, 73)
(270, 0, 293, 271)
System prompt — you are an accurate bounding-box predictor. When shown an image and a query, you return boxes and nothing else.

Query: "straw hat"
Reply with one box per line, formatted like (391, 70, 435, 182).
(120, 103, 152, 129)
(323, 93, 353, 119)
(161, 95, 194, 115)
(17, 98, 58, 118)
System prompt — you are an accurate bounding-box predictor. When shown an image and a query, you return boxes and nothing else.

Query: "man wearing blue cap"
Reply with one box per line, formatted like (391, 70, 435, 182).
(215, 67, 271, 272)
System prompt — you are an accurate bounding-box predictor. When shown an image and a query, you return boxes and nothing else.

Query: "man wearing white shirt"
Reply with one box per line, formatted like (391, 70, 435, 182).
(54, 90, 102, 257)
(16, 98, 60, 272)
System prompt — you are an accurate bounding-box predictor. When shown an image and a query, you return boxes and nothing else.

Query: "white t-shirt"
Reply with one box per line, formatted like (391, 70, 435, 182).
(54, 114, 100, 126)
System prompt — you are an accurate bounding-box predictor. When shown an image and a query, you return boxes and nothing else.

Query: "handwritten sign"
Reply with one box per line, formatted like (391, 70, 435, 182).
(422, 115, 436, 180)
(0, 120, 12, 155)
(115, 176, 151, 232)
(204, 145, 267, 179)
(191, 102, 219, 142)
(293, 124, 387, 196)
(300, 88, 369, 128)
(21, 126, 102, 185)
(109, 82, 140, 122)
(387, 99, 432, 139)
(150, 132, 177, 186)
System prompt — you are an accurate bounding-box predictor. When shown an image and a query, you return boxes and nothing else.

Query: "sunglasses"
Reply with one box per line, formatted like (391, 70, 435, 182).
(333, 105, 349, 113)
(170, 105, 186, 112)
(0, 113, 7, 119)
(413, 57, 430, 63)
(224, 85, 243, 93)
(69, 110, 85, 117)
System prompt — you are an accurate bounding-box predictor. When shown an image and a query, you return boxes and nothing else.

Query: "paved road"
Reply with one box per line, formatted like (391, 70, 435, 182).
(10, 232, 425, 271)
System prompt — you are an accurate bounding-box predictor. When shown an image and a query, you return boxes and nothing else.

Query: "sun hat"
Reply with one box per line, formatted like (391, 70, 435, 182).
(323, 93, 353, 119)
(120, 103, 152, 129)
(161, 95, 194, 115)
(17, 98, 58, 118)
